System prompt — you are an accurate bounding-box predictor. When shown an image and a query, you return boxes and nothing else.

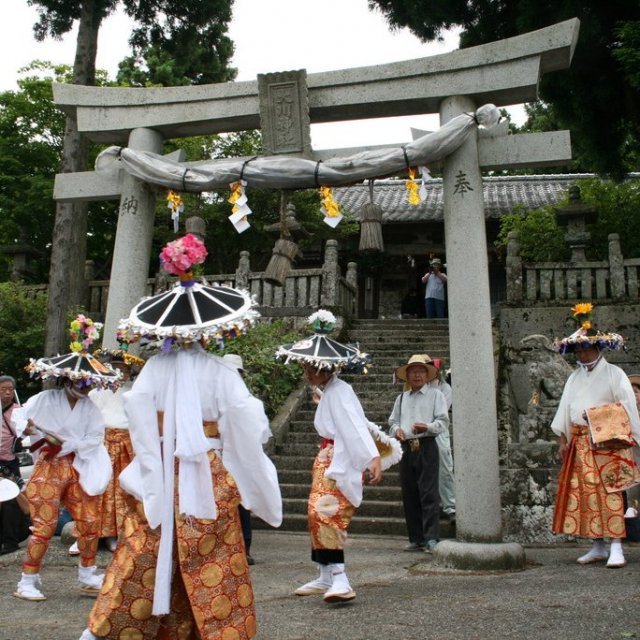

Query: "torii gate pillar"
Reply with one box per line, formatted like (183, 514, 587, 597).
(435, 95, 524, 569)
(102, 127, 163, 349)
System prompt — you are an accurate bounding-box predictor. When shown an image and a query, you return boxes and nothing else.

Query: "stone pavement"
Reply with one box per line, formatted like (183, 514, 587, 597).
(0, 530, 638, 640)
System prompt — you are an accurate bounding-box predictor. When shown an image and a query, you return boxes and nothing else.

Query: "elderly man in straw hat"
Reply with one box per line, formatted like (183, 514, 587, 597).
(389, 354, 449, 552)
(551, 303, 640, 568)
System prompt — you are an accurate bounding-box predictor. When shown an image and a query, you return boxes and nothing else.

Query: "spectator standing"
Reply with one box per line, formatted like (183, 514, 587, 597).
(421, 258, 448, 318)
(551, 303, 640, 568)
(0, 375, 30, 555)
(389, 354, 449, 552)
(430, 359, 456, 520)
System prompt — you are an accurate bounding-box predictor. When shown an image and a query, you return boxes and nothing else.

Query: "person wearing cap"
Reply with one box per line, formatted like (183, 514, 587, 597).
(12, 315, 120, 601)
(551, 303, 640, 568)
(429, 359, 456, 520)
(80, 234, 281, 640)
(389, 354, 449, 552)
(89, 349, 145, 554)
(0, 375, 31, 555)
(421, 257, 448, 319)
(276, 309, 383, 603)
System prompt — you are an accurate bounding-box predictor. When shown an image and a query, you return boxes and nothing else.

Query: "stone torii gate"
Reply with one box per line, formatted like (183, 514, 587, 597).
(52, 19, 579, 568)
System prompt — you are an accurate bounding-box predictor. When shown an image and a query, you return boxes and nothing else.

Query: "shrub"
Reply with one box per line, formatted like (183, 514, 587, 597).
(210, 319, 303, 418)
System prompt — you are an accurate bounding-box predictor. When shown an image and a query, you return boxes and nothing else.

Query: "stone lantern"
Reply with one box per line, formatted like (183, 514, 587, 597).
(0, 231, 44, 281)
(554, 185, 597, 262)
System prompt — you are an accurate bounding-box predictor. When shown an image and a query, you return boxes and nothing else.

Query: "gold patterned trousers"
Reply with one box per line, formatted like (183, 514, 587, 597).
(88, 450, 256, 640)
(308, 442, 355, 551)
(98, 428, 134, 539)
(553, 425, 627, 538)
(23, 453, 100, 573)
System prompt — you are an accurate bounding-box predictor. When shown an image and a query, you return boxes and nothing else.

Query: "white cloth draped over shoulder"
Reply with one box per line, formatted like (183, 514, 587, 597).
(94, 105, 500, 192)
(314, 376, 380, 508)
(550, 356, 640, 466)
(117, 344, 282, 615)
(12, 389, 111, 496)
(90, 383, 132, 429)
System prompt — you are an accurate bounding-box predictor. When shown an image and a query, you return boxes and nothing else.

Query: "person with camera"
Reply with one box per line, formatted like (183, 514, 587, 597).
(0, 375, 31, 555)
(421, 257, 448, 319)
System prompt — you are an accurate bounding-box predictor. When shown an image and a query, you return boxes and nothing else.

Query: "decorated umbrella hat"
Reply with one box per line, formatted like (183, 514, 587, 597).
(275, 309, 371, 373)
(553, 302, 624, 354)
(26, 315, 122, 389)
(117, 233, 259, 350)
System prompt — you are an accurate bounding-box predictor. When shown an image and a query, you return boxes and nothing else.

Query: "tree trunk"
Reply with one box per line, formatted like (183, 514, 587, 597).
(44, 2, 101, 355)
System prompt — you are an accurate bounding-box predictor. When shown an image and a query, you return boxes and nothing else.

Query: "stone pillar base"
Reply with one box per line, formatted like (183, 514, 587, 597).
(433, 540, 526, 571)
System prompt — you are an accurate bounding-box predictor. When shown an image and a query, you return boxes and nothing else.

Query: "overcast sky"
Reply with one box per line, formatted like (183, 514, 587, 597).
(0, 0, 525, 149)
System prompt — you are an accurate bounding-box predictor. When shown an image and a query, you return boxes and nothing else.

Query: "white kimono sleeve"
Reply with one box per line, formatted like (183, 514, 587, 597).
(219, 395, 282, 528)
(324, 382, 379, 508)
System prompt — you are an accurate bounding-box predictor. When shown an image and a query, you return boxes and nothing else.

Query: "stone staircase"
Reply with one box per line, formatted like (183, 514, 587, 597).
(259, 318, 455, 538)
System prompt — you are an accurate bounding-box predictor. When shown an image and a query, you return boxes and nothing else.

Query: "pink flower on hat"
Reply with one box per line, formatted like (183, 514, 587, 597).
(160, 233, 208, 276)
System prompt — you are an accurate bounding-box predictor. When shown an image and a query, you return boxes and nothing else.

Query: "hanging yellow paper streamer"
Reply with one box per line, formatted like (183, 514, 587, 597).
(320, 186, 340, 218)
(405, 167, 421, 205)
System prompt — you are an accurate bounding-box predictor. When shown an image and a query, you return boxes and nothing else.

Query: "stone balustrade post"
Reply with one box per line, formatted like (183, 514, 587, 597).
(320, 239, 340, 308)
(506, 231, 523, 303)
(185, 215, 206, 241)
(236, 251, 251, 290)
(346, 262, 358, 317)
(608, 233, 625, 300)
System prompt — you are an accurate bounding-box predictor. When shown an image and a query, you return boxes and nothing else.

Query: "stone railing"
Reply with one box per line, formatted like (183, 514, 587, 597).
(505, 231, 635, 303)
(25, 239, 358, 322)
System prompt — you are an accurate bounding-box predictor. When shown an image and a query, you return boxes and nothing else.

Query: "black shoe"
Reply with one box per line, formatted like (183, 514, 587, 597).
(246, 554, 255, 566)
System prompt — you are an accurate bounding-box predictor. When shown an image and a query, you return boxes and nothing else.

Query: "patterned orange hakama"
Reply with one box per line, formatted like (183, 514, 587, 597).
(88, 450, 255, 640)
(97, 428, 134, 539)
(308, 442, 355, 550)
(24, 453, 100, 572)
(552, 425, 640, 538)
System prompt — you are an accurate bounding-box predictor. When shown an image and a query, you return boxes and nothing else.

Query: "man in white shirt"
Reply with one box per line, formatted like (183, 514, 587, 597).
(389, 354, 449, 552)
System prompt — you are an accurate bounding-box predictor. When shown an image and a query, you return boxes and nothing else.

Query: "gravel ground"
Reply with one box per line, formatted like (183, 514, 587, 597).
(1, 531, 638, 640)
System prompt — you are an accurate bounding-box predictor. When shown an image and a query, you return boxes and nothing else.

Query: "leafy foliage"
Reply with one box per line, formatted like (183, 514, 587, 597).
(368, 0, 640, 176)
(496, 177, 640, 262)
(577, 177, 640, 259)
(209, 320, 304, 419)
(496, 205, 567, 263)
(0, 282, 47, 397)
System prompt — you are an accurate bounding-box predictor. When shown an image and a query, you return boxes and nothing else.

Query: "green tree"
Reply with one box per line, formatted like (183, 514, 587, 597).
(0, 62, 123, 283)
(368, 0, 640, 176)
(0, 282, 47, 398)
(496, 205, 567, 263)
(27, 0, 236, 355)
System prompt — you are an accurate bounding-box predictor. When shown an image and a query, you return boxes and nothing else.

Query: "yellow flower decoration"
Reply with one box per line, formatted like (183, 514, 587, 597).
(70, 320, 81, 331)
(70, 341, 83, 353)
(571, 302, 593, 316)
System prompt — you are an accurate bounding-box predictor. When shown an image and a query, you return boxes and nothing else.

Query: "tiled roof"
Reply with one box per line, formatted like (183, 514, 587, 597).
(333, 174, 614, 223)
